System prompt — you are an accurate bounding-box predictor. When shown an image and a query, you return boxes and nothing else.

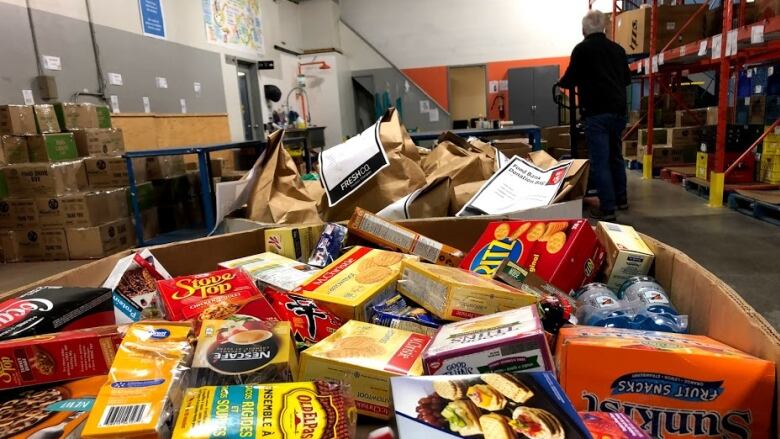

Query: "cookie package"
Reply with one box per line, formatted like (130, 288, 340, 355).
(390, 372, 590, 439)
(218, 252, 319, 292)
(265, 289, 345, 348)
(103, 249, 172, 324)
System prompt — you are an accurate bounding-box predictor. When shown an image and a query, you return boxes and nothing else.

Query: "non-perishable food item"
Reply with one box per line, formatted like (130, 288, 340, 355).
(298, 320, 431, 419)
(0, 375, 106, 439)
(72, 127, 124, 156)
(0, 228, 68, 262)
(157, 268, 279, 322)
(397, 259, 538, 321)
(555, 326, 776, 438)
(27, 133, 79, 162)
(192, 319, 297, 386)
(0, 198, 37, 229)
(103, 249, 172, 324)
(219, 252, 319, 292)
(0, 135, 29, 164)
(422, 306, 553, 375)
(265, 289, 344, 349)
(33, 104, 61, 134)
(82, 322, 193, 439)
(596, 222, 655, 290)
(145, 155, 187, 179)
(0, 326, 120, 390)
(0, 105, 37, 135)
(579, 412, 651, 439)
(0, 286, 114, 341)
(3, 160, 88, 197)
(84, 155, 147, 188)
(293, 246, 412, 322)
(264, 223, 324, 261)
(53, 102, 99, 130)
(371, 294, 443, 336)
(390, 373, 590, 439)
(65, 217, 135, 259)
(172, 381, 357, 439)
(348, 207, 465, 266)
(36, 188, 129, 228)
(308, 223, 348, 268)
(461, 220, 605, 293)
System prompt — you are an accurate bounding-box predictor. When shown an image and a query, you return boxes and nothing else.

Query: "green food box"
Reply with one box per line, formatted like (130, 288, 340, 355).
(96, 105, 112, 128)
(27, 133, 78, 162)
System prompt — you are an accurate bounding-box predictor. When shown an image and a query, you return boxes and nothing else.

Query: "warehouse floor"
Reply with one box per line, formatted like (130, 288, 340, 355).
(0, 171, 778, 330)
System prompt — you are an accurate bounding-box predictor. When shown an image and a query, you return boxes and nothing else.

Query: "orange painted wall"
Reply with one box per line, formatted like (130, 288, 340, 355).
(402, 66, 449, 111)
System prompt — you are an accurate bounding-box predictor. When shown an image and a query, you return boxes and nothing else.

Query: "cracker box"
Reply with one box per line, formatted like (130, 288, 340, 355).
(298, 320, 431, 419)
(264, 223, 324, 261)
(348, 207, 465, 266)
(422, 306, 553, 375)
(1, 375, 106, 439)
(173, 381, 357, 439)
(390, 373, 590, 439)
(397, 259, 538, 321)
(555, 326, 776, 438)
(0, 326, 120, 390)
(293, 246, 411, 322)
(218, 252, 319, 292)
(596, 222, 655, 290)
(462, 220, 605, 293)
(82, 322, 193, 439)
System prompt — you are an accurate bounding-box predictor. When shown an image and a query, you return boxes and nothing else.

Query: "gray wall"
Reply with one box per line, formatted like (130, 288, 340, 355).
(0, 2, 226, 114)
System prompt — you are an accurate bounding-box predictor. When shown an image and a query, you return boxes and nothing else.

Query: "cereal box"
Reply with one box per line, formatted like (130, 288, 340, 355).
(264, 223, 324, 261)
(397, 259, 538, 321)
(422, 306, 553, 375)
(298, 320, 431, 419)
(218, 252, 319, 292)
(1, 375, 106, 439)
(293, 246, 412, 322)
(172, 381, 357, 439)
(156, 268, 278, 322)
(82, 322, 193, 439)
(579, 412, 651, 439)
(555, 326, 776, 438)
(390, 373, 590, 439)
(595, 222, 655, 290)
(0, 325, 120, 390)
(461, 220, 605, 293)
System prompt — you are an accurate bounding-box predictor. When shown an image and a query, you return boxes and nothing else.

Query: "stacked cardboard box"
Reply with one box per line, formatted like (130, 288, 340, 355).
(614, 4, 705, 55)
(697, 125, 763, 183)
(0, 103, 136, 261)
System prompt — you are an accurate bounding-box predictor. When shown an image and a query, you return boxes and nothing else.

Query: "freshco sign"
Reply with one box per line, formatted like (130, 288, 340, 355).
(0, 299, 54, 328)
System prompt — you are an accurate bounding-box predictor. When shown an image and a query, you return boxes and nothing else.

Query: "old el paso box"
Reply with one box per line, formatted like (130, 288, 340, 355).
(555, 326, 776, 438)
(462, 220, 605, 293)
(422, 306, 553, 375)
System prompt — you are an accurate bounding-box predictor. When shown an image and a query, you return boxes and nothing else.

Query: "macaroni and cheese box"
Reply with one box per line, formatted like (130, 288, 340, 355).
(555, 326, 776, 438)
(461, 220, 605, 293)
(82, 322, 193, 439)
(293, 246, 412, 322)
(264, 223, 324, 261)
(298, 320, 431, 419)
(218, 252, 319, 292)
(422, 306, 553, 375)
(595, 222, 655, 290)
(397, 260, 538, 321)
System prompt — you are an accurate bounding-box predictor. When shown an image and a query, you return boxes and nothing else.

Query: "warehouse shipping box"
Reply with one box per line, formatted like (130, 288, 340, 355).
(36, 188, 129, 228)
(54, 102, 99, 130)
(0, 105, 36, 135)
(72, 128, 124, 156)
(65, 217, 134, 259)
(0, 135, 29, 164)
(675, 107, 720, 127)
(3, 160, 88, 197)
(84, 156, 146, 188)
(0, 228, 68, 262)
(615, 5, 705, 55)
(27, 133, 79, 162)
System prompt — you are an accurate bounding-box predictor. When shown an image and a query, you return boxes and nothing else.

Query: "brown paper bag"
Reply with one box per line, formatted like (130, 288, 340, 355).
(321, 108, 427, 221)
(528, 150, 590, 203)
(377, 176, 452, 220)
(246, 130, 323, 224)
(436, 132, 498, 177)
(450, 180, 487, 215)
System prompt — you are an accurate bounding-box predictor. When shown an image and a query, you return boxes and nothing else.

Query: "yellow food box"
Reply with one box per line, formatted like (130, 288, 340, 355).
(595, 222, 654, 290)
(397, 259, 539, 321)
(298, 320, 431, 420)
(82, 321, 193, 439)
(293, 246, 414, 321)
(264, 223, 324, 261)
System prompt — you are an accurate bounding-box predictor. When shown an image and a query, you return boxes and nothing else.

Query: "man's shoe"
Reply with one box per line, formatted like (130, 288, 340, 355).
(590, 208, 617, 221)
(618, 202, 629, 211)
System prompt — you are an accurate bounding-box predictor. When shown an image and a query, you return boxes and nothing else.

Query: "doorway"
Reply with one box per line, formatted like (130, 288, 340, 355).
(237, 61, 262, 140)
(449, 65, 487, 125)
(353, 75, 376, 132)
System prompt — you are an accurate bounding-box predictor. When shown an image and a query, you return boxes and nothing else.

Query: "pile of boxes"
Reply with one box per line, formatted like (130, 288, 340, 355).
(541, 125, 587, 159)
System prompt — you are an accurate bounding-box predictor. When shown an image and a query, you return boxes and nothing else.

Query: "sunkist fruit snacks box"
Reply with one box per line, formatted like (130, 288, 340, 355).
(461, 220, 605, 293)
(555, 326, 776, 438)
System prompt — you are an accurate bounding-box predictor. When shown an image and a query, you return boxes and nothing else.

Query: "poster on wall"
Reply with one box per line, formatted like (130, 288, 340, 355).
(138, 0, 166, 39)
(201, 0, 264, 55)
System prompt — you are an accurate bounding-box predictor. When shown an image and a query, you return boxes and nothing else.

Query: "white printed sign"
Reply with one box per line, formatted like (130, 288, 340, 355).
(108, 73, 123, 86)
(22, 90, 34, 105)
(180, 98, 187, 114)
(752, 25, 765, 44)
(726, 29, 738, 57)
(142, 96, 151, 113)
(711, 35, 722, 60)
(156, 76, 168, 88)
(194, 82, 202, 97)
(42, 55, 61, 71)
(698, 40, 708, 56)
(110, 95, 120, 113)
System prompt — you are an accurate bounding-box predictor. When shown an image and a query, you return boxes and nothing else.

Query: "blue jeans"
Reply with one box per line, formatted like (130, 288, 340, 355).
(584, 113, 627, 212)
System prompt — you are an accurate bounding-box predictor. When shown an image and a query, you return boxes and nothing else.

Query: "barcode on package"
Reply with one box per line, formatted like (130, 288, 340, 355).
(358, 213, 442, 263)
(99, 403, 149, 427)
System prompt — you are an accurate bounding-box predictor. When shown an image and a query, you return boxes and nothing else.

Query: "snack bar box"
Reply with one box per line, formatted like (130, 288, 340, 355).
(298, 320, 431, 420)
(461, 220, 605, 293)
(555, 326, 776, 438)
(422, 306, 553, 375)
(390, 373, 590, 439)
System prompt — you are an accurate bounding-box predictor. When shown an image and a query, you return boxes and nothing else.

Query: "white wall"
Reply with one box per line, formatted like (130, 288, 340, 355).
(299, 0, 341, 51)
(339, 21, 391, 71)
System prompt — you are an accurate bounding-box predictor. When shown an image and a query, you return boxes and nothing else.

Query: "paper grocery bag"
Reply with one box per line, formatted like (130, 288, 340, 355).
(528, 150, 590, 202)
(450, 179, 486, 215)
(246, 130, 323, 224)
(320, 108, 426, 221)
(376, 176, 451, 220)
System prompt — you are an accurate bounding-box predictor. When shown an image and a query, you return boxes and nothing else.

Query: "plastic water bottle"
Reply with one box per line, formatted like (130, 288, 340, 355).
(630, 311, 689, 333)
(573, 284, 632, 328)
(617, 276, 678, 315)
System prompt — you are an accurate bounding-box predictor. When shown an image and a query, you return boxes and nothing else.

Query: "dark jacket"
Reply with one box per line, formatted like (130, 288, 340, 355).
(559, 32, 631, 117)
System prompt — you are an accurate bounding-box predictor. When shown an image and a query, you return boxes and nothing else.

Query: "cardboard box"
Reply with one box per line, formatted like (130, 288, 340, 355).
(615, 5, 704, 55)
(72, 128, 124, 156)
(0, 198, 37, 229)
(135, 206, 159, 241)
(36, 188, 129, 228)
(129, 180, 156, 211)
(706, 3, 760, 37)
(638, 128, 668, 146)
(146, 155, 186, 179)
(398, 259, 538, 321)
(219, 252, 319, 292)
(298, 320, 430, 419)
(3, 160, 88, 197)
(95, 105, 112, 128)
(675, 107, 719, 127)
(492, 138, 533, 158)
(2, 227, 71, 261)
(595, 222, 655, 290)
(27, 133, 79, 162)
(84, 155, 146, 188)
(622, 140, 638, 158)
(422, 306, 553, 375)
(637, 144, 697, 166)
(0, 135, 29, 164)
(556, 326, 775, 438)
(750, 95, 766, 125)
(264, 223, 324, 262)
(542, 125, 570, 149)
(0, 105, 36, 135)
(33, 104, 60, 133)
(65, 217, 134, 259)
(54, 102, 99, 130)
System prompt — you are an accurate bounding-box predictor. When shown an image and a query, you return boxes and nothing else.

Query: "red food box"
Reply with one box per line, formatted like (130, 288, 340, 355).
(265, 288, 344, 348)
(0, 325, 121, 390)
(156, 268, 279, 321)
(579, 412, 650, 439)
(461, 220, 605, 293)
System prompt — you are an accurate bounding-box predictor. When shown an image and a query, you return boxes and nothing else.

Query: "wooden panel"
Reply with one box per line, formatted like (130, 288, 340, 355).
(449, 66, 487, 121)
(111, 114, 158, 151)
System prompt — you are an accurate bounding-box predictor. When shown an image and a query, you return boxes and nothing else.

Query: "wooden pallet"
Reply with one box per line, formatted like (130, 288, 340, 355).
(683, 177, 712, 199)
(728, 193, 780, 226)
(684, 177, 780, 200)
(661, 166, 697, 185)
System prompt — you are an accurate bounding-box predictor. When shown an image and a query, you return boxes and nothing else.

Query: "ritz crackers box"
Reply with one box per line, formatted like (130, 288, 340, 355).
(461, 219, 605, 293)
(555, 326, 775, 438)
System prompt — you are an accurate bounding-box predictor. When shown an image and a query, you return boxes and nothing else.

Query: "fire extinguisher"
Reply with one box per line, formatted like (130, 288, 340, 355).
(491, 94, 506, 120)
